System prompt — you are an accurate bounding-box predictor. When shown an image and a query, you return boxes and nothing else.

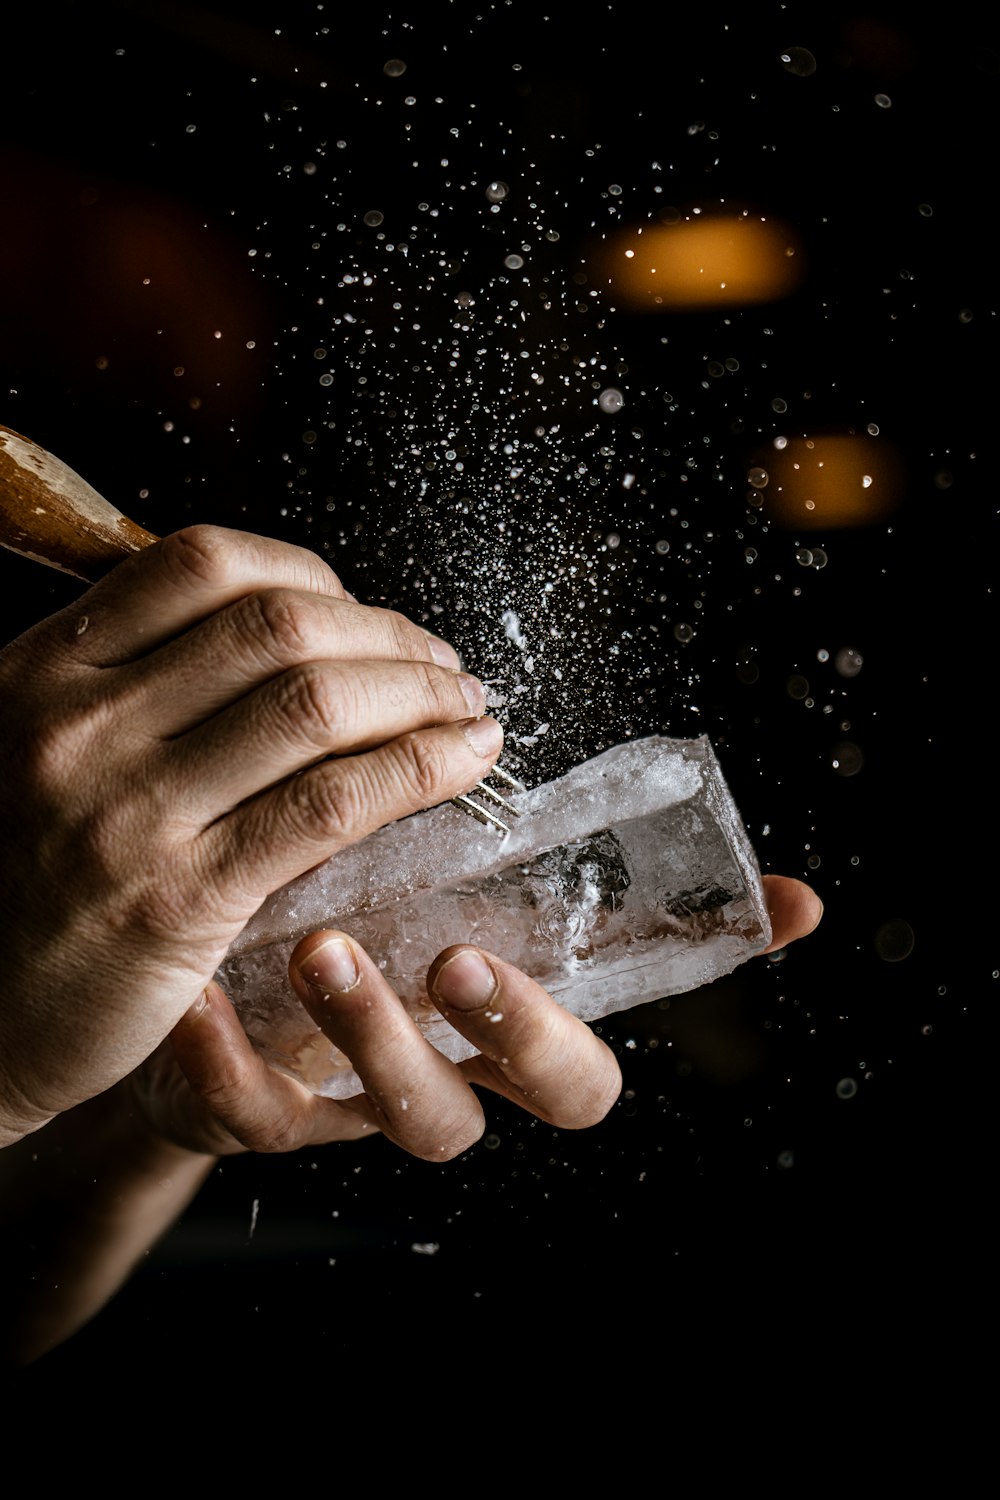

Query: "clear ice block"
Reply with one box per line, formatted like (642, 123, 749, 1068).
(218, 735, 771, 1098)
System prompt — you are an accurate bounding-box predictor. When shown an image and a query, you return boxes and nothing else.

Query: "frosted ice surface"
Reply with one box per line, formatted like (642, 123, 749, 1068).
(218, 735, 771, 1098)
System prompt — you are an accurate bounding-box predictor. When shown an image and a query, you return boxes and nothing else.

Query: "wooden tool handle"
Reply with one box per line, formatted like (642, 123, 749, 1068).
(0, 424, 159, 583)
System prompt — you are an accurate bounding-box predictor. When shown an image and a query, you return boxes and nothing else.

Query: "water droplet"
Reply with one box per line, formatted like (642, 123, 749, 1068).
(598, 387, 624, 413)
(319, 373, 334, 386)
(777, 1149, 795, 1169)
(363, 210, 384, 227)
(771, 397, 787, 413)
(486, 180, 509, 202)
(867, 422, 880, 435)
(836, 1077, 858, 1099)
(503, 253, 524, 269)
(875, 918, 915, 962)
(874, 93, 892, 108)
(748, 466, 769, 489)
(655, 539, 670, 555)
(918, 203, 933, 217)
(834, 647, 863, 677)
(795, 547, 813, 567)
(383, 58, 407, 77)
(780, 46, 817, 76)
(831, 740, 863, 776)
(673, 622, 694, 643)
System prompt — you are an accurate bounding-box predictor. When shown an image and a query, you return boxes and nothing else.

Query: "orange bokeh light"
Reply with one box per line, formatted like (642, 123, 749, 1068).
(747, 434, 904, 528)
(597, 211, 805, 310)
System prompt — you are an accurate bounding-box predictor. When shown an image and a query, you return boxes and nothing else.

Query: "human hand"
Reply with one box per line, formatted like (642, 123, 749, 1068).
(124, 872, 821, 1160)
(126, 933, 625, 1159)
(0, 526, 502, 1145)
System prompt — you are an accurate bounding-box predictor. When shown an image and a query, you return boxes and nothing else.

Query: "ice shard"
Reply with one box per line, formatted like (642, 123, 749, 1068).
(218, 735, 771, 1098)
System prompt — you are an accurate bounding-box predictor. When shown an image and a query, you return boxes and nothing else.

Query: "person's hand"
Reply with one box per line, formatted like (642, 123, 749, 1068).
(123, 872, 822, 1160)
(0, 526, 503, 1146)
(125, 934, 623, 1158)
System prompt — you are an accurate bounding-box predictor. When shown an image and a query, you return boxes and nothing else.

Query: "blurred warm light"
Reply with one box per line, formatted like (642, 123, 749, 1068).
(597, 210, 805, 309)
(747, 433, 903, 528)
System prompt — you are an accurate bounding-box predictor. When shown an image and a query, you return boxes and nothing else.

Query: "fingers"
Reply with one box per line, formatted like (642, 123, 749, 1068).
(759, 875, 824, 953)
(168, 982, 376, 1152)
(430, 947, 623, 1129)
(177, 932, 620, 1166)
(170, 656, 485, 817)
(202, 715, 504, 903)
(298, 936, 621, 1146)
(289, 932, 490, 1161)
(118, 590, 461, 736)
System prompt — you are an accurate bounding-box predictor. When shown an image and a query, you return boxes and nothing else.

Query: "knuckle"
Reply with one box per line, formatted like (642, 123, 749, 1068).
(157, 525, 236, 591)
(244, 589, 321, 661)
(233, 1106, 304, 1155)
(413, 658, 462, 719)
(195, 1066, 301, 1154)
(276, 664, 349, 747)
(381, 607, 427, 660)
(388, 732, 452, 805)
(288, 763, 363, 843)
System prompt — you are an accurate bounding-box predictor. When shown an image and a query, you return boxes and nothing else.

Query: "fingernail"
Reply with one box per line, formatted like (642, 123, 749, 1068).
(432, 949, 499, 1011)
(457, 672, 486, 716)
(423, 629, 460, 669)
(294, 937, 360, 994)
(188, 989, 210, 1020)
(462, 715, 503, 759)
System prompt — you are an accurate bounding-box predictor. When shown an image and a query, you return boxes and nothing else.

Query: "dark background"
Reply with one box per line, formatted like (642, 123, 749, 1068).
(2, 2, 994, 1387)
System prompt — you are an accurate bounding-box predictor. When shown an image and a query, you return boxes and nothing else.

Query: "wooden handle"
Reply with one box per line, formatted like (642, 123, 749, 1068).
(0, 424, 159, 583)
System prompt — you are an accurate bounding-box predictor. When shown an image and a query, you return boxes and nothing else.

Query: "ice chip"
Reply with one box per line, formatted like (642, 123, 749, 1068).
(218, 736, 771, 1098)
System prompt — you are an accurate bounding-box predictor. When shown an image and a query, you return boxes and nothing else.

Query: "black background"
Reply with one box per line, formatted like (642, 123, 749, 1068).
(2, 2, 994, 1391)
